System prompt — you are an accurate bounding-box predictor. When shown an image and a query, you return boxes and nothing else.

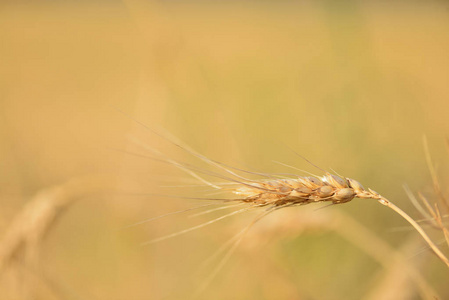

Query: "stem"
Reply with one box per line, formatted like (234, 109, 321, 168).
(378, 197, 449, 268)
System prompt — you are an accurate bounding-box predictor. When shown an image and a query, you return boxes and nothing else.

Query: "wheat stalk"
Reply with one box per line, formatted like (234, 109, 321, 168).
(377, 196, 449, 268)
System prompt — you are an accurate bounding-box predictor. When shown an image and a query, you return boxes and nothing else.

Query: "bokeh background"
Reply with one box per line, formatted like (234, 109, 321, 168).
(1, 1, 449, 299)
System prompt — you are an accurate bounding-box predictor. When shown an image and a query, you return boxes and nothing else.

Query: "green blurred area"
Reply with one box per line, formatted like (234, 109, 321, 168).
(1, 1, 449, 299)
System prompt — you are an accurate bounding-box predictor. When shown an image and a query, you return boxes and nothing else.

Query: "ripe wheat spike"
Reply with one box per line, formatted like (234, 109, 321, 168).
(115, 107, 449, 271)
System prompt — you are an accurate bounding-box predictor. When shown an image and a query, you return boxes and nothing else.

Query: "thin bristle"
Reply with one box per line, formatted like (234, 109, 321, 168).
(141, 207, 253, 245)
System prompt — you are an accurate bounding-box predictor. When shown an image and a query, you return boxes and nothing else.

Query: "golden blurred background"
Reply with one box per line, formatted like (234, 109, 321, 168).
(1, 1, 449, 299)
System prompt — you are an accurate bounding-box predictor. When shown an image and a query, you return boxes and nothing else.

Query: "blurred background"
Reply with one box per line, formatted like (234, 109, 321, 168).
(1, 1, 449, 299)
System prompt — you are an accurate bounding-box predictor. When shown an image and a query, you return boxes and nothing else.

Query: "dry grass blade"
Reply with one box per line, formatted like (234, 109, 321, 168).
(434, 204, 449, 248)
(423, 136, 449, 213)
(416, 191, 449, 249)
(404, 184, 438, 228)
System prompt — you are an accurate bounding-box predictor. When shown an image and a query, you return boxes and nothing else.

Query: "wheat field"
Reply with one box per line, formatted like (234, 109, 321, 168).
(1, 1, 449, 299)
